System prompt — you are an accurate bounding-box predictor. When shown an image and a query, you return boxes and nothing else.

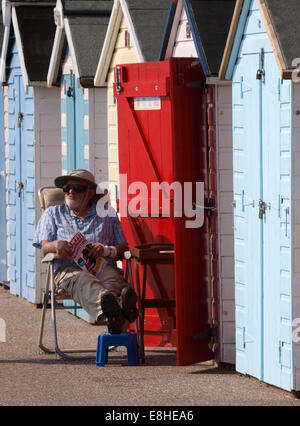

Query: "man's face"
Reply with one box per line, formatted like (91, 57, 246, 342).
(64, 179, 94, 212)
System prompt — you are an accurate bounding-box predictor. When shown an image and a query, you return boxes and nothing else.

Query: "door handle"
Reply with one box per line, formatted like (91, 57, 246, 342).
(18, 182, 24, 197)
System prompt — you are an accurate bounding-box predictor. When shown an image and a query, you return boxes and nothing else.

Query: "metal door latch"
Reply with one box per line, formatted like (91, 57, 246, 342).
(17, 182, 24, 197)
(256, 48, 265, 83)
(258, 200, 267, 219)
(285, 207, 290, 237)
(115, 67, 122, 94)
(17, 112, 24, 128)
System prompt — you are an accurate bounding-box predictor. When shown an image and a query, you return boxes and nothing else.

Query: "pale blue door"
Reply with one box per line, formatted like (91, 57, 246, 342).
(7, 41, 35, 302)
(0, 90, 5, 282)
(261, 53, 292, 390)
(233, 52, 262, 380)
(61, 71, 89, 173)
(232, 21, 292, 390)
(12, 73, 35, 302)
(61, 69, 89, 321)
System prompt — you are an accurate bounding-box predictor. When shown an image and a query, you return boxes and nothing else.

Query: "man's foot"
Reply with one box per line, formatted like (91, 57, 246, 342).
(101, 292, 123, 334)
(120, 287, 138, 323)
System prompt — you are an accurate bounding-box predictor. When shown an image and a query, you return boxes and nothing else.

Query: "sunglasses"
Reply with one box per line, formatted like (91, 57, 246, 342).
(62, 183, 89, 194)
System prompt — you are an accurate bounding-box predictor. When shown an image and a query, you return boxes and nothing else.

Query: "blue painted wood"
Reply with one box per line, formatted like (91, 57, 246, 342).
(61, 53, 89, 322)
(233, 50, 262, 380)
(182, 0, 210, 76)
(0, 90, 6, 282)
(232, 0, 292, 391)
(225, 0, 252, 80)
(74, 83, 89, 171)
(7, 41, 35, 303)
(261, 53, 292, 391)
(158, 0, 177, 61)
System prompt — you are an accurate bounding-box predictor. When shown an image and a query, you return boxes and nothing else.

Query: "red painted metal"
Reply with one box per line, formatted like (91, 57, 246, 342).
(115, 58, 215, 365)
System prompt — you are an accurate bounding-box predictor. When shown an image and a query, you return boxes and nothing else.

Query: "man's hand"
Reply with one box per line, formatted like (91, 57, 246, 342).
(42, 240, 73, 260)
(55, 240, 73, 259)
(88, 243, 104, 259)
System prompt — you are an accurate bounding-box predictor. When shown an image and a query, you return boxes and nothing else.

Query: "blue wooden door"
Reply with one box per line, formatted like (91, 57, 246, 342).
(61, 69, 89, 321)
(261, 53, 292, 390)
(0, 90, 6, 282)
(7, 41, 36, 303)
(61, 72, 89, 173)
(233, 52, 262, 380)
(11, 73, 35, 302)
(232, 0, 292, 391)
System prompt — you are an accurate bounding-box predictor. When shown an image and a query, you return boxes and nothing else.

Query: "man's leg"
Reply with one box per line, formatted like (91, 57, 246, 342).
(54, 265, 108, 323)
(54, 265, 137, 332)
(97, 265, 138, 324)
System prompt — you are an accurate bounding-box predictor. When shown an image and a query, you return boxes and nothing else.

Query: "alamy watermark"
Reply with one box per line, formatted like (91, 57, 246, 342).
(95, 174, 205, 229)
(0, 318, 6, 343)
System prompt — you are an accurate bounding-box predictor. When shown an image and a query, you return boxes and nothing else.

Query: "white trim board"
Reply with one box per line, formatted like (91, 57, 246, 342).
(63, 18, 81, 87)
(12, 6, 29, 93)
(94, 0, 144, 87)
(164, 0, 183, 60)
(47, 25, 65, 87)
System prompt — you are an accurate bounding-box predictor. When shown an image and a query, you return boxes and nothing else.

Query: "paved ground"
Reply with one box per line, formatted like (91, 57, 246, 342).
(1, 286, 300, 407)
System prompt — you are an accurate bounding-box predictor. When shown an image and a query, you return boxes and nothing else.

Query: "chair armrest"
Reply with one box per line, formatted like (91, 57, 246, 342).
(41, 253, 61, 263)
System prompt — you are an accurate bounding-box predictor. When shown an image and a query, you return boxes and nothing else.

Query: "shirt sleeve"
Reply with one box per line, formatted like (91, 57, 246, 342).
(33, 207, 57, 249)
(113, 214, 127, 246)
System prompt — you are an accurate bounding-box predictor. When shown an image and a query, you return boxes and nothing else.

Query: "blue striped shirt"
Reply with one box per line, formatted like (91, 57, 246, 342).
(33, 202, 127, 276)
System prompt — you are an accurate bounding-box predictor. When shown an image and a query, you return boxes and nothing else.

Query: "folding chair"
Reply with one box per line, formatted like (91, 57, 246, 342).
(37, 186, 136, 360)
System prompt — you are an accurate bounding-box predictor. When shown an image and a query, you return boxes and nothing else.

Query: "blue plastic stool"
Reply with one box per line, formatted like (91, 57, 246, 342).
(96, 333, 139, 366)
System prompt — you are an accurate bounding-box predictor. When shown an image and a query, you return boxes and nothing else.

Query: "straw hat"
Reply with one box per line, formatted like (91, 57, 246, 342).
(54, 169, 97, 189)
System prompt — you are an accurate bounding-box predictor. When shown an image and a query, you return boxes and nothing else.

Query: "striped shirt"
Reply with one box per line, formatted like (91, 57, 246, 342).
(33, 202, 127, 276)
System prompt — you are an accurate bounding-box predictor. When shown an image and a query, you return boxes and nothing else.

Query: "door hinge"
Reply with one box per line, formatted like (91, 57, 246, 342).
(242, 326, 255, 348)
(192, 199, 216, 214)
(186, 80, 206, 89)
(192, 326, 218, 340)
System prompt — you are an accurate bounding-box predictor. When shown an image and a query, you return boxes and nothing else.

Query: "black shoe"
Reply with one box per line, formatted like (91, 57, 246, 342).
(120, 287, 138, 323)
(101, 292, 123, 334)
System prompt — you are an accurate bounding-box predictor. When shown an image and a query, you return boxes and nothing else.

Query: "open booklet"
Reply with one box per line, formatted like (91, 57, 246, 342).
(69, 232, 106, 276)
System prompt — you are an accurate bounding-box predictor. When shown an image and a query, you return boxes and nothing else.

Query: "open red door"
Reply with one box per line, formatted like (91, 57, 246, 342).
(115, 58, 215, 365)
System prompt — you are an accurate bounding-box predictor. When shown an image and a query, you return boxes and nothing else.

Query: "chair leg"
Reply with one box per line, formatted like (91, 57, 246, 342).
(49, 264, 96, 360)
(38, 264, 55, 354)
(39, 262, 96, 360)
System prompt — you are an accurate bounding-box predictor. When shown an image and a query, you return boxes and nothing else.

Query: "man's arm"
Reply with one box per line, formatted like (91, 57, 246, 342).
(42, 240, 73, 260)
(88, 242, 128, 260)
(115, 242, 129, 260)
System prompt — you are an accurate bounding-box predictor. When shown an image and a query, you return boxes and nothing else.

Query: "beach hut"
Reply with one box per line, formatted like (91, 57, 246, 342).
(159, 0, 236, 364)
(47, 0, 113, 322)
(219, 0, 300, 392)
(94, 0, 171, 207)
(1, 1, 61, 304)
(47, 0, 113, 187)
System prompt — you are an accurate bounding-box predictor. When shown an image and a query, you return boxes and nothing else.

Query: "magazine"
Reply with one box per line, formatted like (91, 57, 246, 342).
(69, 232, 106, 276)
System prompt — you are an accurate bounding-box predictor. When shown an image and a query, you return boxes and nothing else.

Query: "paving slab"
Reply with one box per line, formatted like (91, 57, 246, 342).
(0, 286, 300, 406)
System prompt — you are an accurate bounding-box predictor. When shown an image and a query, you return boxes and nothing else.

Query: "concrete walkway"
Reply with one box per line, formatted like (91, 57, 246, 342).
(0, 285, 300, 406)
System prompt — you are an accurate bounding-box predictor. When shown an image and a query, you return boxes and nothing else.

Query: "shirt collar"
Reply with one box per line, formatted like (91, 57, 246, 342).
(66, 202, 97, 219)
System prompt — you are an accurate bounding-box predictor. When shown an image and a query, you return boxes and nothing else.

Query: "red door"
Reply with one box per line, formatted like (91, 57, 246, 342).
(115, 58, 215, 365)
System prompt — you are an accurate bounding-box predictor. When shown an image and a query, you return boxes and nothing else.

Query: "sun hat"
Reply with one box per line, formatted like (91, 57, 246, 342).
(54, 169, 97, 189)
